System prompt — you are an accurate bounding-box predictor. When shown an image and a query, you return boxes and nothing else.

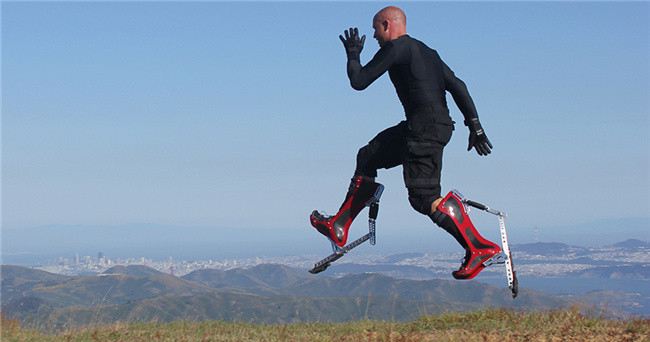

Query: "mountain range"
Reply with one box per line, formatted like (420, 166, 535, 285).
(4, 238, 648, 328)
(2, 263, 571, 329)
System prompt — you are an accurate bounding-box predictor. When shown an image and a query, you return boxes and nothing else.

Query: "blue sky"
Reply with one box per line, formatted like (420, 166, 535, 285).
(2, 2, 649, 257)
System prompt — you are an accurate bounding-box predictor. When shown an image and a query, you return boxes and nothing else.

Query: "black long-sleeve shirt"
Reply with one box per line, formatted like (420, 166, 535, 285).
(347, 35, 478, 122)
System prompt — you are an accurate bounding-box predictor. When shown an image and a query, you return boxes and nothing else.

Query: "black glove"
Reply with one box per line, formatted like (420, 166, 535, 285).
(465, 118, 493, 156)
(339, 27, 366, 61)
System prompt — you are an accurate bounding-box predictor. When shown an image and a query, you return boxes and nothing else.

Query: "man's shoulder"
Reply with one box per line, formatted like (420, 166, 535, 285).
(393, 35, 436, 51)
(410, 36, 437, 50)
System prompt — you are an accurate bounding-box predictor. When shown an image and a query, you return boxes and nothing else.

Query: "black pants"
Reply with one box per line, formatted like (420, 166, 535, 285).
(355, 104, 454, 215)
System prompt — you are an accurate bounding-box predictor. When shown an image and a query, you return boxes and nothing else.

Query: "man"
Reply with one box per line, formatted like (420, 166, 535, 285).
(310, 6, 500, 280)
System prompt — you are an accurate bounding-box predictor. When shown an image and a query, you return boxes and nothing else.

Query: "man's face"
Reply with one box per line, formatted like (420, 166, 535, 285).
(373, 18, 389, 47)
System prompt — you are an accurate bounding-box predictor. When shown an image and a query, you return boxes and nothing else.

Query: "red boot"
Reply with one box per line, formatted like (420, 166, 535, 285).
(431, 191, 501, 279)
(310, 176, 383, 247)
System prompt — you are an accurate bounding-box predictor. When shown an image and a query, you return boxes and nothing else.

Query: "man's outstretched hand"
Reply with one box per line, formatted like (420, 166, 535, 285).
(465, 118, 493, 156)
(339, 28, 366, 61)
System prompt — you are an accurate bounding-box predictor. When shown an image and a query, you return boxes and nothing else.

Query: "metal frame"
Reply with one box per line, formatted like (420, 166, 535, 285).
(464, 197, 519, 298)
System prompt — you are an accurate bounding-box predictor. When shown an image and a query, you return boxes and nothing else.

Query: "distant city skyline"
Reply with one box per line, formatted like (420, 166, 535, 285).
(2, 2, 648, 258)
(3, 220, 647, 269)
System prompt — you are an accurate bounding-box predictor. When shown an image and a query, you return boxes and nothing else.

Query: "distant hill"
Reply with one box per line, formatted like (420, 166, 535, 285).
(1, 264, 71, 283)
(182, 264, 310, 290)
(102, 265, 164, 276)
(228, 263, 311, 288)
(611, 239, 650, 248)
(566, 265, 650, 280)
(1, 265, 71, 303)
(9, 271, 216, 308)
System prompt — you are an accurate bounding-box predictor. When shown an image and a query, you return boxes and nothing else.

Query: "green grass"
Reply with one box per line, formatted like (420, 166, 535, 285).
(3, 307, 649, 342)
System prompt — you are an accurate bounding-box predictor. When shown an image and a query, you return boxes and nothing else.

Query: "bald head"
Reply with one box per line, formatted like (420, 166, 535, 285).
(374, 6, 406, 26)
(372, 6, 407, 47)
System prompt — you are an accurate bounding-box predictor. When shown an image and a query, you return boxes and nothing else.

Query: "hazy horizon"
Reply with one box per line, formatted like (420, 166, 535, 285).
(3, 217, 648, 267)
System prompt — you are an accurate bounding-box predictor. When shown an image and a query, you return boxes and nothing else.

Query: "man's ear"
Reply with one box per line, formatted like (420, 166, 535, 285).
(382, 19, 389, 31)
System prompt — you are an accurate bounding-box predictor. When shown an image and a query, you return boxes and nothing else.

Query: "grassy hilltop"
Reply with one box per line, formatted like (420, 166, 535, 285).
(3, 307, 649, 342)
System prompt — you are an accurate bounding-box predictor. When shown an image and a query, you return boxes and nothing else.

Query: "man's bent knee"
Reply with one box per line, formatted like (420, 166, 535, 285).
(408, 194, 436, 216)
(407, 184, 442, 215)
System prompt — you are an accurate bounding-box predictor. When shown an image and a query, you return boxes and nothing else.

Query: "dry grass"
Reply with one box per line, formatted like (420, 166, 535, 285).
(3, 307, 649, 342)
